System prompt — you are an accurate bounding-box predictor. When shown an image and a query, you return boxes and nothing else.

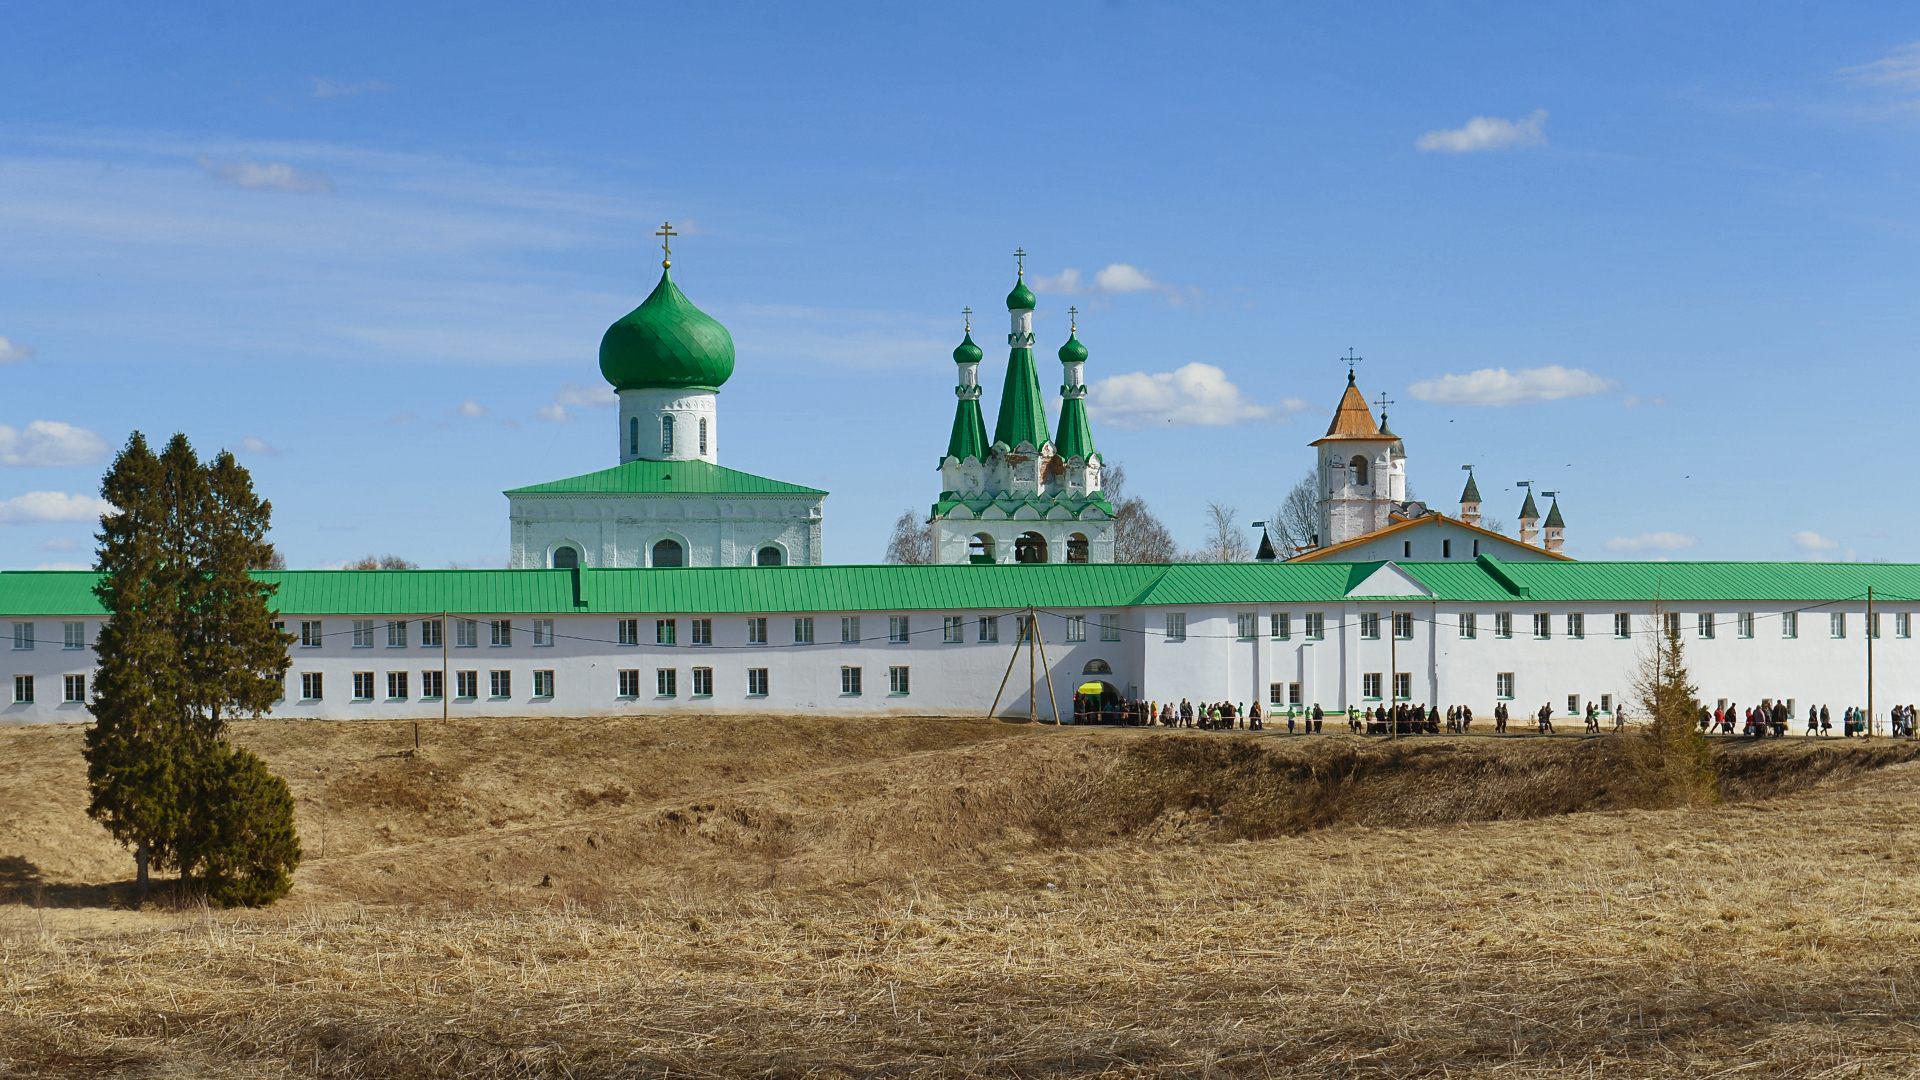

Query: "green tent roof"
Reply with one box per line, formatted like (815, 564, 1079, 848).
(992, 347, 1052, 451)
(11, 558, 1918, 618)
(1544, 498, 1565, 529)
(1519, 490, 1540, 520)
(1054, 396, 1097, 461)
(1460, 471, 1481, 503)
(944, 397, 990, 462)
(506, 458, 825, 497)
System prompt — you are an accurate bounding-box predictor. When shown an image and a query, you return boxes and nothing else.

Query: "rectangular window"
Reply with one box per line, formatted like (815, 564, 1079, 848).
(1495, 613, 1513, 639)
(532, 619, 554, 647)
(387, 620, 408, 648)
(352, 671, 375, 701)
(1899, 613, 1912, 639)
(1567, 613, 1584, 640)
(421, 670, 444, 700)
(490, 669, 511, 698)
(455, 618, 478, 648)
(301, 672, 324, 700)
(490, 619, 512, 647)
(1064, 615, 1085, 643)
(1869, 612, 1881, 640)
(63, 621, 86, 650)
(1458, 612, 1477, 639)
(1697, 613, 1715, 639)
(1738, 612, 1755, 639)
(352, 620, 374, 648)
(1362, 672, 1382, 700)
(655, 669, 676, 697)
(747, 617, 768, 645)
(840, 666, 862, 695)
(747, 668, 770, 696)
(617, 618, 639, 646)
(1360, 613, 1381, 640)
(1567, 694, 1581, 716)
(841, 616, 860, 644)
(1100, 613, 1121, 642)
(943, 616, 965, 644)
(420, 619, 443, 648)
(1164, 613, 1187, 642)
(1496, 672, 1515, 700)
(1306, 613, 1325, 640)
(1402, 540, 1412, 559)
(63, 673, 85, 703)
(301, 620, 324, 648)
(1393, 612, 1413, 640)
(1016, 617, 1032, 644)
(1599, 693, 1613, 713)
(617, 669, 640, 698)
(386, 671, 408, 699)
(455, 670, 478, 699)
(1663, 612, 1681, 638)
(532, 669, 554, 698)
(691, 666, 713, 697)
(889, 665, 910, 695)
(1442, 539, 1452, 558)
(691, 618, 712, 646)
(1236, 612, 1257, 641)
(794, 617, 815, 645)
(12, 675, 33, 703)
(656, 619, 677, 646)
(1831, 612, 1846, 639)
(1614, 613, 1631, 639)
(978, 616, 998, 644)
(1270, 613, 1290, 640)
(1393, 672, 1411, 701)
(1533, 613, 1551, 639)
(11, 622, 33, 651)
(1269, 682, 1285, 705)
(1289, 682, 1303, 706)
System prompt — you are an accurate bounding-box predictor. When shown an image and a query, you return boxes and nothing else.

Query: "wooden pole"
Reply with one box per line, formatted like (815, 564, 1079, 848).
(1027, 606, 1037, 724)
(988, 614, 1022, 719)
(1866, 587, 1875, 738)
(1389, 611, 1398, 741)
(1034, 610, 1061, 725)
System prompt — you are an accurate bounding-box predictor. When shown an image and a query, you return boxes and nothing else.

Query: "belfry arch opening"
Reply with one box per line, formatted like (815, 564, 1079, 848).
(968, 533, 996, 565)
(1066, 533, 1089, 563)
(651, 538, 684, 568)
(1015, 531, 1048, 564)
(1350, 455, 1369, 486)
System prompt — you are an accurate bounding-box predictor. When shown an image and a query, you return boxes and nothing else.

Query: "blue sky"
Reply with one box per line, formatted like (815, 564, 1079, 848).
(3, 3, 1918, 568)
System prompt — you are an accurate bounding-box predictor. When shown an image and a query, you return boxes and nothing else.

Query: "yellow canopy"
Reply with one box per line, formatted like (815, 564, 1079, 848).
(1076, 682, 1106, 695)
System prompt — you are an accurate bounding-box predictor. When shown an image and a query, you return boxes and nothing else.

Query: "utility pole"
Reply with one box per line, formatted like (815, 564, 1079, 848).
(1027, 606, 1037, 724)
(1033, 610, 1061, 725)
(1866, 587, 1875, 738)
(1389, 611, 1397, 741)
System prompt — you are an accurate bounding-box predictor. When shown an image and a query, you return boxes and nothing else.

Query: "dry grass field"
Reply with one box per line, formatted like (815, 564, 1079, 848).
(3, 715, 1919, 1077)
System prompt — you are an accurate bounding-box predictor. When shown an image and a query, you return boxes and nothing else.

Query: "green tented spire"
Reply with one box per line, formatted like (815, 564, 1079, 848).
(993, 346, 1052, 451)
(1460, 470, 1481, 503)
(1544, 497, 1565, 529)
(1054, 396, 1095, 460)
(947, 398, 989, 461)
(1519, 489, 1540, 520)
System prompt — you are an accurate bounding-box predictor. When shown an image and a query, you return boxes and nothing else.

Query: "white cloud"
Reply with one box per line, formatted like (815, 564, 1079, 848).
(0, 491, 114, 525)
(1028, 268, 1083, 294)
(1840, 41, 1920, 88)
(238, 435, 280, 456)
(311, 76, 393, 99)
(1407, 365, 1613, 406)
(456, 399, 487, 418)
(538, 382, 618, 421)
(1416, 109, 1549, 153)
(1029, 263, 1179, 300)
(535, 403, 568, 423)
(39, 536, 79, 552)
(198, 156, 334, 193)
(1088, 363, 1276, 429)
(1621, 394, 1668, 408)
(1604, 532, 1698, 554)
(0, 420, 110, 467)
(1792, 530, 1839, 553)
(35, 561, 91, 571)
(0, 336, 34, 363)
(1094, 263, 1157, 293)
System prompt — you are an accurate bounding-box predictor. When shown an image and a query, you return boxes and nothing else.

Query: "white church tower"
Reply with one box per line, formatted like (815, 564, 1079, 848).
(1312, 370, 1406, 547)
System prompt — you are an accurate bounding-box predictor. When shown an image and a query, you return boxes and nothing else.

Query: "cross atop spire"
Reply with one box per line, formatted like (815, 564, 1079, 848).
(962, 306, 972, 333)
(1068, 305, 1078, 333)
(1013, 247, 1027, 277)
(655, 220, 678, 269)
(1373, 390, 1394, 418)
(1344, 347, 1362, 385)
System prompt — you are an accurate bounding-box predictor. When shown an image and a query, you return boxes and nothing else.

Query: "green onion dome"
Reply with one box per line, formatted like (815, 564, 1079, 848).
(599, 268, 736, 392)
(952, 331, 983, 365)
(1006, 276, 1036, 312)
(1058, 334, 1088, 365)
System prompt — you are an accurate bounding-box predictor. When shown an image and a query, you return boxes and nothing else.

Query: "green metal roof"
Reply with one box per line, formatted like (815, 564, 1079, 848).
(1543, 498, 1565, 529)
(1460, 471, 1481, 503)
(945, 397, 989, 462)
(1053, 396, 1097, 461)
(505, 458, 826, 497)
(929, 492, 1115, 519)
(1519, 490, 1540, 519)
(992, 346, 1052, 451)
(10, 559, 1920, 618)
(599, 267, 736, 392)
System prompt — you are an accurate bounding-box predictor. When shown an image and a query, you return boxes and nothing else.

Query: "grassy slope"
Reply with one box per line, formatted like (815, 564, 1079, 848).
(2, 717, 1918, 1077)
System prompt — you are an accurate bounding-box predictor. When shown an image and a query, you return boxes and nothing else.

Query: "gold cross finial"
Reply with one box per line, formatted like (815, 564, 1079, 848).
(655, 221, 678, 269)
(1068, 305, 1079, 333)
(962, 306, 972, 333)
(1013, 247, 1027, 276)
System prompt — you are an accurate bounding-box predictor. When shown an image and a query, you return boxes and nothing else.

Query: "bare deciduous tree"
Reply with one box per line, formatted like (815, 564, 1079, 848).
(1192, 501, 1252, 562)
(343, 554, 417, 570)
(883, 510, 934, 564)
(1106, 464, 1180, 564)
(1271, 470, 1319, 556)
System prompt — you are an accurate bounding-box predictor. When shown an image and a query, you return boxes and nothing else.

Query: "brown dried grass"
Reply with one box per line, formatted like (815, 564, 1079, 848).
(2, 716, 1918, 1076)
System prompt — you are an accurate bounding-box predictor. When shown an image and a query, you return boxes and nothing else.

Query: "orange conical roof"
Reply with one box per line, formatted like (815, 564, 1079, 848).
(1312, 373, 1390, 445)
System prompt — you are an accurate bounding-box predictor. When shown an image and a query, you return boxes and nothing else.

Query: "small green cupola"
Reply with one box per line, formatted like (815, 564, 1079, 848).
(1006, 275, 1036, 312)
(953, 332, 984, 365)
(599, 237, 736, 392)
(1058, 333, 1088, 365)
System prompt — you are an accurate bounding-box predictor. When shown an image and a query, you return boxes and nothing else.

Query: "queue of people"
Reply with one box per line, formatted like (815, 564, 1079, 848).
(1696, 700, 1920, 738)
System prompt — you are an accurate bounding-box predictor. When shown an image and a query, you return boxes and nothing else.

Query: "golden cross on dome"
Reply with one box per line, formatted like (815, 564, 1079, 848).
(1068, 305, 1079, 333)
(1013, 247, 1027, 276)
(655, 221, 678, 268)
(962, 306, 972, 333)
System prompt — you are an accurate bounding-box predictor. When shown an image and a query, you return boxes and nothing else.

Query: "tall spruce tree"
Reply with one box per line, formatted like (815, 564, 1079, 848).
(1630, 613, 1719, 807)
(84, 432, 300, 905)
(84, 433, 191, 897)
